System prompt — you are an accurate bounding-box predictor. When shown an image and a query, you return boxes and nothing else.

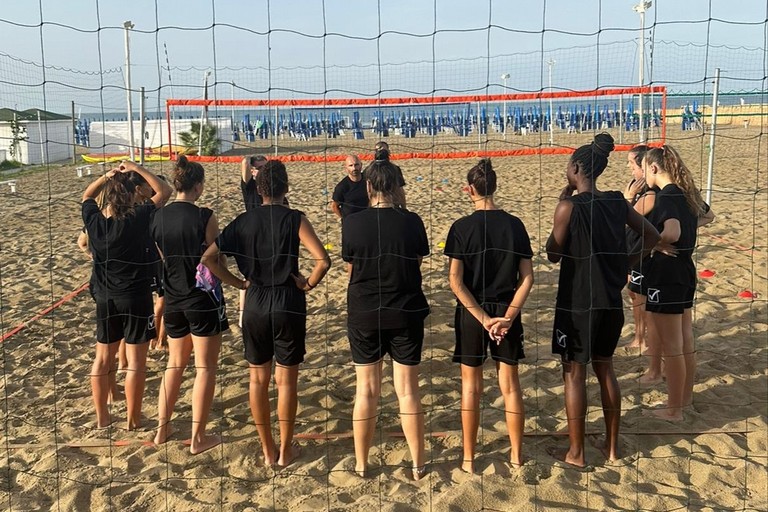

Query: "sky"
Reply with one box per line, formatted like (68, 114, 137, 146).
(0, 0, 765, 114)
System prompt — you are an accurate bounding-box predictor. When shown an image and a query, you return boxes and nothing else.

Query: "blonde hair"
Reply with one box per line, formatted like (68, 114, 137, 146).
(644, 145, 705, 216)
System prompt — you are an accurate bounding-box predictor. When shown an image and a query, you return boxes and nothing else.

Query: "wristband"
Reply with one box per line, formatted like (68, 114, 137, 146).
(306, 280, 315, 290)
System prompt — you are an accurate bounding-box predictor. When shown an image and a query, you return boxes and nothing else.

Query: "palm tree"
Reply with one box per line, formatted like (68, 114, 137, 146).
(178, 121, 220, 156)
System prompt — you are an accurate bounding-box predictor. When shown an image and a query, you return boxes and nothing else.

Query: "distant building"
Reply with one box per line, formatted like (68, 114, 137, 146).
(0, 108, 74, 164)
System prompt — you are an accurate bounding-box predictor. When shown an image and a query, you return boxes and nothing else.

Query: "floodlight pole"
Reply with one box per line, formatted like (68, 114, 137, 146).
(547, 60, 555, 146)
(139, 87, 146, 166)
(199, 70, 211, 156)
(123, 21, 136, 160)
(706, 68, 720, 205)
(633, 1, 652, 143)
(501, 73, 510, 140)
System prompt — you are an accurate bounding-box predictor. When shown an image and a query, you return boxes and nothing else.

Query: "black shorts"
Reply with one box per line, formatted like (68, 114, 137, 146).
(242, 286, 306, 366)
(348, 319, 424, 366)
(644, 284, 694, 314)
(551, 307, 624, 364)
(164, 295, 229, 338)
(453, 303, 524, 366)
(95, 293, 156, 344)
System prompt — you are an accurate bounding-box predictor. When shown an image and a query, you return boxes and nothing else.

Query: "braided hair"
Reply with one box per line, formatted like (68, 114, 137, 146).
(255, 159, 288, 198)
(644, 145, 705, 216)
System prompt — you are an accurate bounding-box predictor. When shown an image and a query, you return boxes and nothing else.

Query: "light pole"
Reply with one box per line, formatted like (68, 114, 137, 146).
(547, 59, 555, 146)
(198, 70, 211, 156)
(633, 1, 652, 143)
(501, 73, 510, 140)
(123, 21, 135, 160)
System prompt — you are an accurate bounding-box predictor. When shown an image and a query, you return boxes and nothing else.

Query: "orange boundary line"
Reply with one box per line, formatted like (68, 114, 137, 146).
(0, 282, 90, 344)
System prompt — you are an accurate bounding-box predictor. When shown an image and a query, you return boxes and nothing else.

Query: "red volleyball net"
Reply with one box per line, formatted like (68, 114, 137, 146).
(165, 85, 666, 163)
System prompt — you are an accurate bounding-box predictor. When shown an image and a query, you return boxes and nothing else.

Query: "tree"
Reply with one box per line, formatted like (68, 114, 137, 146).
(178, 121, 220, 156)
(8, 117, 28, 162)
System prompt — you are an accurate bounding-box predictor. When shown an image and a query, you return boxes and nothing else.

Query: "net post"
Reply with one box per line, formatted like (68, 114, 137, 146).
(165, 100, 172, 162)
(71, 100, 76, 164)
(274, 103, 279, 157)
(706, 68, 721, 205)
(123, 21, 136, 161)
(619, 94, 624, 144)
(139, 86, 146, 166)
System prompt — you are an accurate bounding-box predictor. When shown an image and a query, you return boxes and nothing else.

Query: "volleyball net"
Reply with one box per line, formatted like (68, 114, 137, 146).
(0, 1, 766, 511)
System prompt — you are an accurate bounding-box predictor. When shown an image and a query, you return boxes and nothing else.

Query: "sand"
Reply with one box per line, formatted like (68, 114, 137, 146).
(0, 127, 766, 511)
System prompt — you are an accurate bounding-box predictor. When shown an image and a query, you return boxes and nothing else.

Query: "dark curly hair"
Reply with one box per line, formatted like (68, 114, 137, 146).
(364, 160, 399, 196)
(256, 159, 288, 198)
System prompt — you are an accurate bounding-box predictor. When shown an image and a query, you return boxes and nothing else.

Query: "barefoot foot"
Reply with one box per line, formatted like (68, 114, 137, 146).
(547, 446, 586, 469)
(153, 423, 175, 445)
(643, 406, 683, 422)
(638, 372, 663, 385)
(278, 444, 301, 467)
(412, 464, 427, 481)
(460, 459, 474, 474)
(190, 434, 221, 455)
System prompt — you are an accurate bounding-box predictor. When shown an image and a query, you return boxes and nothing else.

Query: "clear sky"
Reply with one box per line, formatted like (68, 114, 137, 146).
(0, 0, 765, 113)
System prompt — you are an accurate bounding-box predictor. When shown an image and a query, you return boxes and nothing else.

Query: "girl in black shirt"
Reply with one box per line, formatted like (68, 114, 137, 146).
(82, 161, 172, 429)
(202, 160, 330, 466)
(150, 157, 228, 454)
(642, 145, 714, 421)
(342, 160, 429, 480)
(545, 134, 659, 467)
(444, 159, 534, 472)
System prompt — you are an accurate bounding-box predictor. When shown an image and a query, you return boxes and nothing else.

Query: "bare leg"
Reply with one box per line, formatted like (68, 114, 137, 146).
(591, 356, 621, 461)
(275, 364, 299, 466)
(639, 313, 663, 384)
(645, 312, 684, 421)
(238, 289, 246, 328)
(125, 342, 150, 430)
(91, 341, 121, 428)
(353, 361, 382, 477)
(459, 364, 483, 473)
(627, 289, 646, 350)
(393, 361, 425, 480)
(497, 362, 524, 467)
(151, 297, 167, 350)
(108, 356, 123, 404)
(118, 340, 128, 371)
(154, 335, 192, 444)
(560, 361, 587, 467)
(249, 362, 277, 465)
(189, 334, 222, 454)
(681, 308, 696, 407)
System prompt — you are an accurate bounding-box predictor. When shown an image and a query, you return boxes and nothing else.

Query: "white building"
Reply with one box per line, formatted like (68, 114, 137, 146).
(0, 108, 74, 165)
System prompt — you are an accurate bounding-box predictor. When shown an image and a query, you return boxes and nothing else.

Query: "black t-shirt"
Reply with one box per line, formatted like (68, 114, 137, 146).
(150, 202, 214, 309)
(218, 204, 302, 288)
(241, 178, 263, 211)
(82, 199, 156, 299)
(645, 183, 701, 286)
(342, 207, 429, 329)
(332, 176, 369, 218)
(556, 191, 629, 310)
(444, 210, 533, 304)
(625, 186, 659, 264)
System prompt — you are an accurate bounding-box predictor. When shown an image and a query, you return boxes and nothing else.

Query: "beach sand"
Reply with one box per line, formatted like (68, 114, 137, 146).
(0, 128, 765, 511)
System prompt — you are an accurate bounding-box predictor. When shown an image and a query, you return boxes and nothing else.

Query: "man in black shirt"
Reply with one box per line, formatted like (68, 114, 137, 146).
(331, 155, 367, 219)
(546, 134, 659, 468)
